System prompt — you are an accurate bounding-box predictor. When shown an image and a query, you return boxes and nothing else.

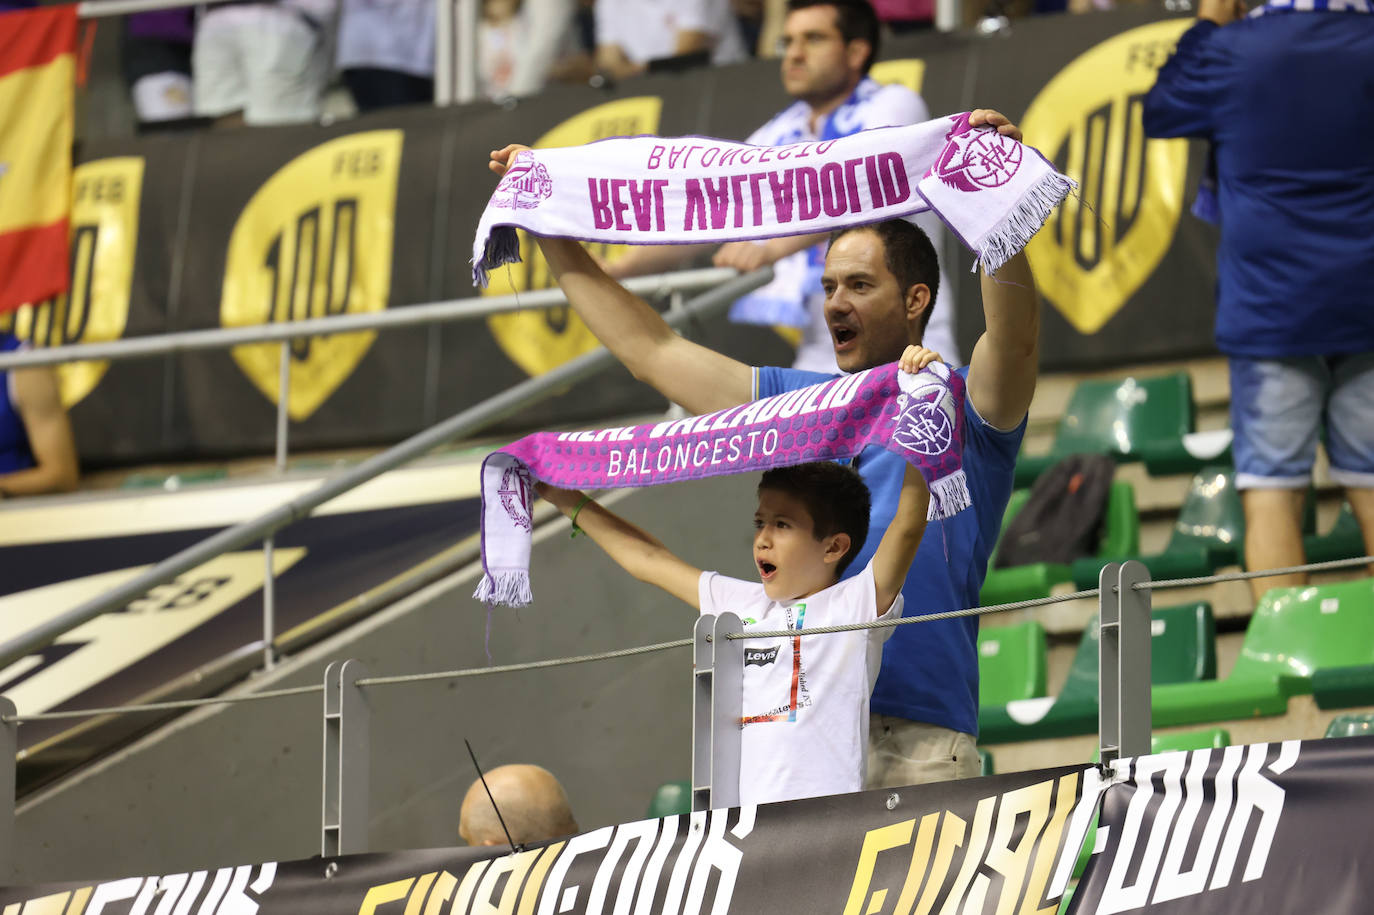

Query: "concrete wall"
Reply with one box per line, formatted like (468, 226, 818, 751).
(15, 474, 761, 884)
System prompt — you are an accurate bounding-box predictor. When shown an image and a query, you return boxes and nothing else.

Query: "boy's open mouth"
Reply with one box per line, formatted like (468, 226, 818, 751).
(758, 561, 777, 580)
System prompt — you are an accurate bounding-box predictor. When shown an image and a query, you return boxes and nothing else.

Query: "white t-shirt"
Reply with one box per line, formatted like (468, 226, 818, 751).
(595, 0, 746, 67)
(743, 78, 960, 372)
(698, 561, 901, 806)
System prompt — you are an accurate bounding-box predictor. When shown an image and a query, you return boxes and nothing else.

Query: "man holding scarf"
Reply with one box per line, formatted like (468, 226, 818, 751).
(1143, 0, 1374, 601)
(487, 108, 1037, 785)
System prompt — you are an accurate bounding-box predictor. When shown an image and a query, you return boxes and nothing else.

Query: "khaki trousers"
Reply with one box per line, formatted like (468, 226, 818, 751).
(865, 714, 981, 789)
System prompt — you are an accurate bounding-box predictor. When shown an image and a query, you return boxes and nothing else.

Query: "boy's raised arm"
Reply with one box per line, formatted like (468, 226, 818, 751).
(537, 483, 703, 608)
(870, 464, 930, 616)
(489, 146, 755, 416)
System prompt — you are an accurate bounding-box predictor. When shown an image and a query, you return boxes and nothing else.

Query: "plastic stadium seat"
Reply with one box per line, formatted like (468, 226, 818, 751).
(1071, 466, 1242, 590)
(978, 622, 1049, 707)
(978, 748, 995, 776)
(1304, 502, 1367, 565)
(646, 780, 691, 818)
(1313, 665, 1374, 710)
(981, 482, 1139, 606)
(1325, 714, 1374, 739)
(979, 602, 1216, 743)
(1013, 373, 1196, 487)
(1153, 578, 1374, 727)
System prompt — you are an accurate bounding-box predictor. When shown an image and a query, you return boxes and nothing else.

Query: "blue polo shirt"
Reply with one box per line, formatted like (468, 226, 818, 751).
(1142, 13, 1374, 357)
(756, 365, 1023, 736)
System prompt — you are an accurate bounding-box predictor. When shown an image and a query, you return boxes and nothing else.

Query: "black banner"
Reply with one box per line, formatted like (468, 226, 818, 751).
(1, 9, 1216, 467)
(6, 737, 1373, 913)
(1072, 736, 1374, 913)
(0, 764, 1088, 914)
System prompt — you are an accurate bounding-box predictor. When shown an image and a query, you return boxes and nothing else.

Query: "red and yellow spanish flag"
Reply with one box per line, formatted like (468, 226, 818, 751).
(0, 4, 76, 314)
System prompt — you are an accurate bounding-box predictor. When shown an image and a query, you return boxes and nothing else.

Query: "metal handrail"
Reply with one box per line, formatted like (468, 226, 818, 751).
(0, 267, 737, 371)
(0, 267, 772, 670)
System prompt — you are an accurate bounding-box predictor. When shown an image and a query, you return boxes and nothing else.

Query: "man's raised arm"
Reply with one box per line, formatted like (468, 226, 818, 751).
(490, 145, 755, 415)
(961, 111, 1041, 431)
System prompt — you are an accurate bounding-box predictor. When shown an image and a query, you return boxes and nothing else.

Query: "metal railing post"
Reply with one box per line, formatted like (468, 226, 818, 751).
(454, 0, 479, 104)
(1099, 561, 1152, 766)
(276, 341, 290, 474)
(0, 698, 15, 883)
(691, 614, 743, 811)
(262, 539, 277, 671)
(935, 0, 961, 31)
(711, 615, 743, 810)
(691, 616, 714, 811)
(435, 0, 454, 106)
(322, 659, 370, 857)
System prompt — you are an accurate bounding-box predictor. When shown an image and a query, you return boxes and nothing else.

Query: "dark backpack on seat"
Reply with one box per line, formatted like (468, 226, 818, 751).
(995, 454, 1115, 569)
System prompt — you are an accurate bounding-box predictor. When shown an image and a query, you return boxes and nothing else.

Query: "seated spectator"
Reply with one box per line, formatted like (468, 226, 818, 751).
(478, 0, 522, 99)
(0, 333, 78, 498)
(192, 0, 337, 126)
(123, 10, 197, 129)
(336, 0, 434, 113)
(459, 764, 579, 846)
(594, 0, 747, 80)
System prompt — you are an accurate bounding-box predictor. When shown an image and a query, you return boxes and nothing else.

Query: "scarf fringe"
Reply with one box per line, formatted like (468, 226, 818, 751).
(473, 569, 533, 608)
(928, 469, 971, 521)
(975, 172, 1079, 275)
(472, 227, 521, 288)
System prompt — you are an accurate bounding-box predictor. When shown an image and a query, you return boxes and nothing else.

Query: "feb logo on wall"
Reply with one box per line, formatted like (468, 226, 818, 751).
(482, 97, 662, 378)
(2, 157, 142, 408)
(220, 130, 403, 421)
(1021, 20, 1192, 335)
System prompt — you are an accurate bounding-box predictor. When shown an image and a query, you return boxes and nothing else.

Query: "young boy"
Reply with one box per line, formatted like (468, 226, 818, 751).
(537, 346, 941, 806)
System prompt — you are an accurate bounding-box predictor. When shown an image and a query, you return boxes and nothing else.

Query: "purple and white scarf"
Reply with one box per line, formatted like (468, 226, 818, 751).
(472, 113, 1075, 286)
(476, 362, 968, 607)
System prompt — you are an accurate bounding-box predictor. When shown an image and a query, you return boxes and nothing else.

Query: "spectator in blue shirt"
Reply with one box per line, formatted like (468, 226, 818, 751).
(1143, 0, 1374, 600)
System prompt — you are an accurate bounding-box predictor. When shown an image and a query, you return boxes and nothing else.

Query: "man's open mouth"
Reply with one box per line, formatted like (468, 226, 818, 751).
(832, 324, 857, 347)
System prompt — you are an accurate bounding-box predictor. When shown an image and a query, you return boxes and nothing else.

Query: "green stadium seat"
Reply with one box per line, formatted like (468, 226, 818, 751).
(1304, 502, 1367, 565)
(978, 748, 995, 776)
(1313, 665, 1374, 710)
(646, 780, 691, 818)
(979, 602, 1216, 743)
(1013, 373, 1196, 487)
(978, 622, 1049, 706)
(1071, 466, 1242, 590)
(1154, 578, 1374, 727)
(981, 482, 1140, 606)
(1325, 714, 1374, 739)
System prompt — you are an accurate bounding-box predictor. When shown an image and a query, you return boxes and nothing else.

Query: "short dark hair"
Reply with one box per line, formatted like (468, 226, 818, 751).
(785, 0, 881, 75)
(759, 462, 871, 577)
(828, 219, 940, 338)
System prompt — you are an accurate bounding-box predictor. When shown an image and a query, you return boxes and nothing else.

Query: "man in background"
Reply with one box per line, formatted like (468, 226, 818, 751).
(459, 764, 580, 847)
(595, 0, 747, 80)
(1144, 0, 1374, 600)
(606, 0, 958, 371)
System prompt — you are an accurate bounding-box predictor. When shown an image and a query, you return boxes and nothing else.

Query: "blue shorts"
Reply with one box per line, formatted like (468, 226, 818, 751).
(1230, 353, 1374, 490)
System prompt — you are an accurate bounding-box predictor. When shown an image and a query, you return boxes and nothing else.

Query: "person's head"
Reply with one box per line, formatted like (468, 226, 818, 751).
(754, 463, 870, 602)
(778, 0, 880, 107)
(822, 220, 940, 373)
(459, 764, 579, 847)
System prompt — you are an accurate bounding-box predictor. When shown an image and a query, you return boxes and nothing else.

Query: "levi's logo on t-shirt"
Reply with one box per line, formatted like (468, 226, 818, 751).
(744, 646, 781, 667)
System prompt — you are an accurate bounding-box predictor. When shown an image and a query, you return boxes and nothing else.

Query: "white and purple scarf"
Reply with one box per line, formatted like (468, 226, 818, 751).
(476, 362, 968, 607)
(472, 113, 1075, 286)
